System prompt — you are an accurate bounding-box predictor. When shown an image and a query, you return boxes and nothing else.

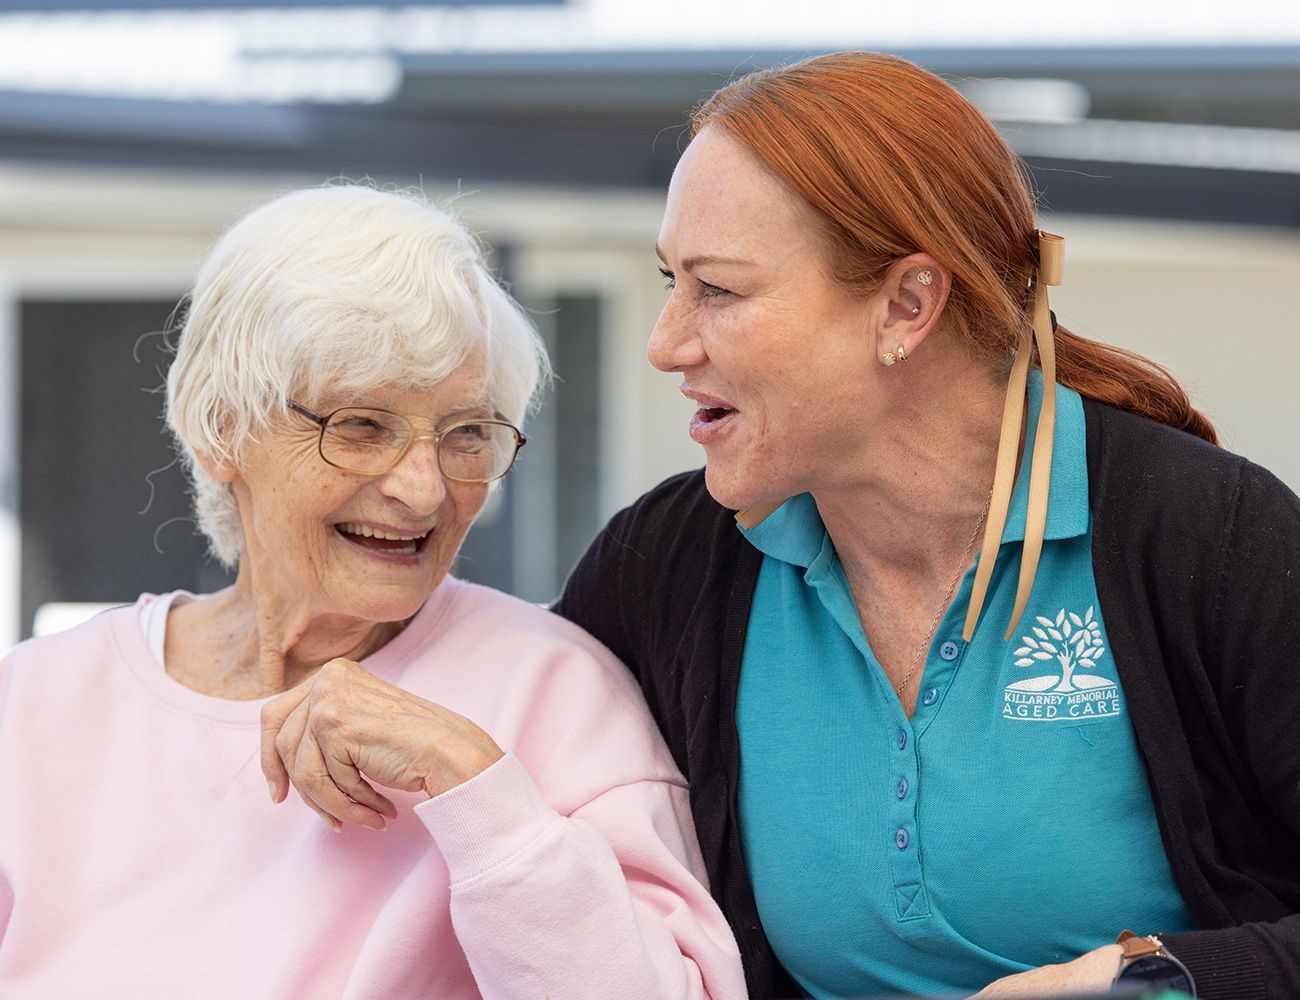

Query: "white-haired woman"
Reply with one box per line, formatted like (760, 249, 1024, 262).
(0, 185, 745, 999)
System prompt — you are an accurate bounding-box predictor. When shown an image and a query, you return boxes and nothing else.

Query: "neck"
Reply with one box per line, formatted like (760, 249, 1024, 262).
(814, 354, 1010, 589)
(171, 567, 406, 700)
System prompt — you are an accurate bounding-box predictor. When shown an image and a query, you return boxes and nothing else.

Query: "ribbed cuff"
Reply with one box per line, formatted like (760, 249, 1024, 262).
(1163, 927, 1267, 1000)
(414, 752, 559, 885)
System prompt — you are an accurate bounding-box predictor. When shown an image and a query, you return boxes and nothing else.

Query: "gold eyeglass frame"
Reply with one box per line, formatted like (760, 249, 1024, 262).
(287, 400, 526, 484)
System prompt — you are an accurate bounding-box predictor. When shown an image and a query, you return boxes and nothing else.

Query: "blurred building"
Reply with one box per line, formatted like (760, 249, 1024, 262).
(1, 0, 1298, 646)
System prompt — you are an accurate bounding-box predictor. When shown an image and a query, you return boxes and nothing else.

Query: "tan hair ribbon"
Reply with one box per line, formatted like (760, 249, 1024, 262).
(962, 230, 1064, 641)
(736, 231, 1064, 647)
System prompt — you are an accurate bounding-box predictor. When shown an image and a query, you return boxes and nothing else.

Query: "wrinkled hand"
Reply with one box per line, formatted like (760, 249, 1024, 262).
(972, 944, 1123, 997)
(260, 657, 503, 831)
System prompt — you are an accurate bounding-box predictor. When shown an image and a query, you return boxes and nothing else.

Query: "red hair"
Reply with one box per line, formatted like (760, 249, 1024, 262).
(692, 52, 1218, 444)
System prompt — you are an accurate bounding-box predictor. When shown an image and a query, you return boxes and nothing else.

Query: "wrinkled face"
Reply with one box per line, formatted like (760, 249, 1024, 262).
(650, 126, 881, 511)
(227, 359, 493, 624)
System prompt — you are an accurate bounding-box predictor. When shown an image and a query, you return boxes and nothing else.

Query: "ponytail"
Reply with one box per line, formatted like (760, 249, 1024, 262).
(1053, 325, 1217, 444)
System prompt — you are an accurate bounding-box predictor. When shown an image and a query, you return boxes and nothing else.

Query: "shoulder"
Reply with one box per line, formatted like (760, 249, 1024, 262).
(1, 602, 142, 713)
(603, 468, 731, 541)
(4, 601, 138, 667)
(439, 578, 627, 666)
(593, 468, 752, 581)
(417, 579, 686, 808)
(1085, 399, 1243, 489)
(1083, 399, 1299, 529)
(412, 580, 657, 728)
(1082, 400, 1300, 645)
(553, 468, 757, 664)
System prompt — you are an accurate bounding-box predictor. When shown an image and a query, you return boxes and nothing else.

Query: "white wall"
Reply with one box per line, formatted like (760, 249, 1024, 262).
(1048, 215, 1300, 491)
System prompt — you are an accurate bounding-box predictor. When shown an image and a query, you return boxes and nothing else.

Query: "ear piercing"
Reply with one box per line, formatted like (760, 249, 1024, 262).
(887, 275, 926, 364)
(881, 344, 908, 366)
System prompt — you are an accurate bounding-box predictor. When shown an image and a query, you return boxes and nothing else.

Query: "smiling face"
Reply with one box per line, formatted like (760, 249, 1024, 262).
(650, 126, 885, 511)
(223, 359, 493, 625)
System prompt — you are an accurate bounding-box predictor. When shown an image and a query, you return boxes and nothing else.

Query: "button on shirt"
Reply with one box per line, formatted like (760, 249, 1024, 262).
(734, 373, 1194, 999)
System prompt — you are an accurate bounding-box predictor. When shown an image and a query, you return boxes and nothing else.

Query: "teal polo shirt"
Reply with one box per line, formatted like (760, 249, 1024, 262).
(735, 373, 1194, 999)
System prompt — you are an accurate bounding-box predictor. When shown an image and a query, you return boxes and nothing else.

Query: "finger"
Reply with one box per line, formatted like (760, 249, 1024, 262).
(294, 785, 343, 833)
(322, 745, 398, 822)
(260, 682, 311, 804)
(272, 695, 314, 809)
(292, 721, 387, 831)
(277, 699, 343, 832)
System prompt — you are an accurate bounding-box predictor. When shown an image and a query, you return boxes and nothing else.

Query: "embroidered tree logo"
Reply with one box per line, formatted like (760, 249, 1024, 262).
(1014, 607, 1105, 692)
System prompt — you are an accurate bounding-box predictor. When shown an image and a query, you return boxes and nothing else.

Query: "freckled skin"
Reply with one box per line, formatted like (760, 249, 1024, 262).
(649, 126, 883, 512)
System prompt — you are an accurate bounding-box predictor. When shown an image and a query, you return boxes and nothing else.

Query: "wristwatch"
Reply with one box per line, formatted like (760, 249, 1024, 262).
(1112, 929, 1197, 996)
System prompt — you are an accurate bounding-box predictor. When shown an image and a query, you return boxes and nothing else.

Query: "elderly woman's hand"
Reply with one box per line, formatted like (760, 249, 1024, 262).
(260, 658, 504, 831)
(970, 944, 1123, 997)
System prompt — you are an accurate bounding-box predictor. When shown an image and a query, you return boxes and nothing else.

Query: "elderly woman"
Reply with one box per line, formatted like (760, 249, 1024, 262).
(556, 53, 1300, 999)
(0, 186, 745, 998)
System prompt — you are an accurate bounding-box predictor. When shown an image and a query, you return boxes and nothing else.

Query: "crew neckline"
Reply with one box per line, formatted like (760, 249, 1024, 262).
(108, 577, 463, 726)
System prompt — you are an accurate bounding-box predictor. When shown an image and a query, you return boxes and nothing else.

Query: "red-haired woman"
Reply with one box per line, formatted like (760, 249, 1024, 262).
(557, 52, 1300, 1000)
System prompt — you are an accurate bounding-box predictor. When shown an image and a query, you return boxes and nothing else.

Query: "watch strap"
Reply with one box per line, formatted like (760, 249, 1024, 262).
(1114, 930, 1197, 996)
(1117, 929, 1164, 961)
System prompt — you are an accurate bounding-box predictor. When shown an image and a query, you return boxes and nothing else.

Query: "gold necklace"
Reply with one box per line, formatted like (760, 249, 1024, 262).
(892, 490, 993, 702)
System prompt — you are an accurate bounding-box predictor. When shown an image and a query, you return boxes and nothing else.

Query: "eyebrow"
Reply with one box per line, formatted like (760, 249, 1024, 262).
(654, 244, 758, 271)
(433, 399, 498, 426)
(343, 394, 496, 420)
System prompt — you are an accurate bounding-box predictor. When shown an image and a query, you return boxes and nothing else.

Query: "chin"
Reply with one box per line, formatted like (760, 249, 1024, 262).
(703, 461, 788, 513)
(344, 576, 443, 624)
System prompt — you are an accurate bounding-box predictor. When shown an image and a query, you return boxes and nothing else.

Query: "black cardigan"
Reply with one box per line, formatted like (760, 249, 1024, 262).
(555, 400, 1300, 1000)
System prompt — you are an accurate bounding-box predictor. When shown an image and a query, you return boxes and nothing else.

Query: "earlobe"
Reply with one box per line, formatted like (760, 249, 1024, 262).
(194, 448, 240, 485)
(878, 254, 949, 362)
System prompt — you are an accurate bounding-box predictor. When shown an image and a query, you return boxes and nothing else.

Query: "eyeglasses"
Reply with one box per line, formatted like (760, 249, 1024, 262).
(287, 400, 526, 483)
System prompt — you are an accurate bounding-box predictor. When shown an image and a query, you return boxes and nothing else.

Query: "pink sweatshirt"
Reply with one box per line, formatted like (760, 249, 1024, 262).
(0, 579, 745, 999)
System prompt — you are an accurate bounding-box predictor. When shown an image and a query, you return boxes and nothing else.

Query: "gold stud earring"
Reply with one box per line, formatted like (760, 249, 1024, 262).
(882, 344, 908, 366)
(917, 270, 933, 286)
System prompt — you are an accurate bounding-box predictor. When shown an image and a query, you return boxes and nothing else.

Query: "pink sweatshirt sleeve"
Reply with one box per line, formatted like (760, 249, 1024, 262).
(416, 753, 746, 1000)
(0, 655, 10, 943)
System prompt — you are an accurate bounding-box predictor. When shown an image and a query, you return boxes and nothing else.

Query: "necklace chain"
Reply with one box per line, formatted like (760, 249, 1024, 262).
(892, 489, 993, 702)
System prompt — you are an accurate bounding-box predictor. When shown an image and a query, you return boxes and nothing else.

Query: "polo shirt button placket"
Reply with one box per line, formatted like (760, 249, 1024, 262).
(915, 639, 961, 714)
(889, 720, 928, 918)
(892, 727, 915, 857)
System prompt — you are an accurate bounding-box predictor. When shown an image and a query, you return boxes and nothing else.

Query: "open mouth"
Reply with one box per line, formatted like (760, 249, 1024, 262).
(682, 386, 740, 444)
(335, 522, 431, 557)
(697, 406, 734, 424)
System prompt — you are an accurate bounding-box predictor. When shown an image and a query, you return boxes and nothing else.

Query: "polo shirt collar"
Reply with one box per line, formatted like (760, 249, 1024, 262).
(999, 370, 1089, 545)
(739, 371, 1089, 569)
(740, 492, 825, 570)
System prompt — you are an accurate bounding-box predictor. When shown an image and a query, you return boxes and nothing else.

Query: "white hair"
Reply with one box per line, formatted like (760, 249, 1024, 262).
(165, 184, 549, 568)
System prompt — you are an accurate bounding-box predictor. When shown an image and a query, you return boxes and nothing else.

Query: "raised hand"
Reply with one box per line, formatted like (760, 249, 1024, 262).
(260, 657, 504, 831)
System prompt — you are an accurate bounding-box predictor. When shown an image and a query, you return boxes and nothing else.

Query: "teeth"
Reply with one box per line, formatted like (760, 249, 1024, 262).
(337, 522, 428, 541)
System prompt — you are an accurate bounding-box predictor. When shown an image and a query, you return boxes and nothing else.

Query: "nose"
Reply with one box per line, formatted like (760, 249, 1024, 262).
(377, 436, 447, 518)
(647, 294, 707, 373)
